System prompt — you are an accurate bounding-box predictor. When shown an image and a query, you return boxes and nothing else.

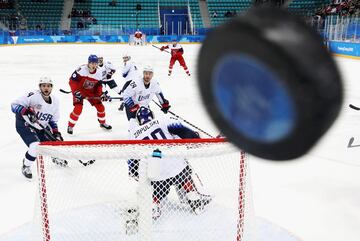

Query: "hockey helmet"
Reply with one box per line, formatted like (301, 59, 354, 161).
(143, 65, 153, 73)
(136, 106, 154, 125)
(97, 55, 104, 65)
(122, 52, 131, 61)
(39, 76, 53, 86)
(88, 54, 99, 63)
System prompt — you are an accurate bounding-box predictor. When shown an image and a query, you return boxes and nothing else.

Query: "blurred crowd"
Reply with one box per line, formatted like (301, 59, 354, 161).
(315, 0, 360, 18)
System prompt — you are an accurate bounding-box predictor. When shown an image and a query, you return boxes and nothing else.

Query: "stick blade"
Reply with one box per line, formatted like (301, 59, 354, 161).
(349, 104, 360, 110)
(348, 137, 355, 148)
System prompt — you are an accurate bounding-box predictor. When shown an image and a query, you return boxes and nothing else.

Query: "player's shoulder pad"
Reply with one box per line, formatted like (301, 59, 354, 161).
(76, 64, 88, 75)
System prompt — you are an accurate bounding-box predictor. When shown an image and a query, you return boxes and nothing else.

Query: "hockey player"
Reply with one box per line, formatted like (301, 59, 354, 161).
(98, 55, 122, 95)
(11, 76, 63, 179)
(118, 52, 141, 111)
(160, 40, 190, 76)
(134, 29, 144, 45)
(67, 54, 112, 134)
(122, 65, 170, 120)
(127, 106, 212, 219)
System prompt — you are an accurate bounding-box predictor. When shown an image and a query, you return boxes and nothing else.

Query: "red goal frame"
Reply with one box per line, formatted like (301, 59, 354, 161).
(37, 138, 247, 241)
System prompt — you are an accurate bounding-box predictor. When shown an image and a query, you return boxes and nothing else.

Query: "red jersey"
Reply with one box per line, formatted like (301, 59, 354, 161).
(163, 43, 184, 56)
(69, 64, 103, 98)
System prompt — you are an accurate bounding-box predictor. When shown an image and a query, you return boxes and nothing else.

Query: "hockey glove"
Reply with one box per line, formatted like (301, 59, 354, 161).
(53, 130, 64, 141)
(100, 91, 111, 102)
(73, 91, 83, 101)
(130, 104, 140, 113)
(21, 108, 37, 123)
(161, 100, 171, 114)
(160, 46, 165, 51)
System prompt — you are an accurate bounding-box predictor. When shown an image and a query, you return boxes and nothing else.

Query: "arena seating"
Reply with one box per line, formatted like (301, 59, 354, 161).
(287, 0, 329, 17)
(17, 0, 63, 30)
(71, 0, 203, 34)
(207, 0, 252, 27)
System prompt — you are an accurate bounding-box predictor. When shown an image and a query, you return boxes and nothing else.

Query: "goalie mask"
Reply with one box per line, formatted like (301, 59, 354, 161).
(136, 106, 154, 125)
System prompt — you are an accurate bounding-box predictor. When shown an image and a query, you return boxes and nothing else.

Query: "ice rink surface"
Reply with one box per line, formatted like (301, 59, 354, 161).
(0, 43, 359, 241)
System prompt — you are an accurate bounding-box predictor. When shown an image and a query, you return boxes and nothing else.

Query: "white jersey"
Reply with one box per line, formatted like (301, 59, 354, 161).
(128, 116, 187, 181)
(11, 90, 60, 130)
(123, 77, 164, 107)
(122, 61, 140, 82)
(98, 61, 116, 82)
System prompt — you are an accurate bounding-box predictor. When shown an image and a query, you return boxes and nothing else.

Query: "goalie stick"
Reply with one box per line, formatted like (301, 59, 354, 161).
(152, 100, 214, 138)
(349, 104, 360, 110)
(59, 89, 123, 100)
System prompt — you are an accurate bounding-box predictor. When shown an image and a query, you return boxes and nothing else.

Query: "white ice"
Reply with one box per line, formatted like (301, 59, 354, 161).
(0, 44, 359, 241)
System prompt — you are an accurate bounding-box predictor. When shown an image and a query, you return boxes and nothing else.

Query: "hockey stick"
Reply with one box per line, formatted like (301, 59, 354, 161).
(152, 44, 171, 54)
(347, 137, 360, 148)
(349, 104, 360, 110)
(59, 89, 123, 100)
(59, 88, 71, 94)
(152, 100, 214, 138)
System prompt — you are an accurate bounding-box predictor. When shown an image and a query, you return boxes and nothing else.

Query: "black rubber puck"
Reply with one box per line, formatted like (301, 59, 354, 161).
(197, 7, 343, 160)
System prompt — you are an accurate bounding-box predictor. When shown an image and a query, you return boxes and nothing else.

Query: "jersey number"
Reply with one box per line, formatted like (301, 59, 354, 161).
(142, 128, 167, 140)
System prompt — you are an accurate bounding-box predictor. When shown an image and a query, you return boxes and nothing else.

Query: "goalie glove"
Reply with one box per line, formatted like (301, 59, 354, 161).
(161, 100, 171, 114)
(21, 107, 37, 123)
(53, 130, 64, 141)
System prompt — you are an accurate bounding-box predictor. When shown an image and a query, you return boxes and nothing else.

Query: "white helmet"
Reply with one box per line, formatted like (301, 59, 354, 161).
(143, 65, 153, 73)
(122, 52, 131, 61)
(39, 76, 53, 86)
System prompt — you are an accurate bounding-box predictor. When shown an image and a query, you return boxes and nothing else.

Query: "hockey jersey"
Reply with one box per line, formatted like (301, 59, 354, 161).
(128, 116, 187, 181)
(11, 90, 60, 131)
(98, 61, 116, 82)
(123, 76, 166, 108)
(122, 61, 140, 81)
(164, 43, 184, 56)
(69, 64, 103, 97)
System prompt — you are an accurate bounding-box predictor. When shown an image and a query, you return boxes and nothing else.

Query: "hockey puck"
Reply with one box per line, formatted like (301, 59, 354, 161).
(197, 7, 343, 160)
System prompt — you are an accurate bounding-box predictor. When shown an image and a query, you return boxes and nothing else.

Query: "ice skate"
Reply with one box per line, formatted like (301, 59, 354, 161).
(67, 126, 73, 134)
(52, 157, 68, 167)
(100, 123, 112, 130)
(186, 191, 212, 214)
(22, 159, 32, 180)
(152, 204, 161, 220)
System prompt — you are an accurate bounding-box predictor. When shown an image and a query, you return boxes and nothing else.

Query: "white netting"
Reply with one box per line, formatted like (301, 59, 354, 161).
(34, 140, 255, 241)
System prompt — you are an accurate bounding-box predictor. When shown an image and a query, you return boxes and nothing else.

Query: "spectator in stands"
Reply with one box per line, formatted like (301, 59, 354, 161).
(225, 10, 232, 17)
(19, 17, 27, 30)
(212, 11, 218, 18)
(77, 20, 84, 29)
(109, 0, 116, 6)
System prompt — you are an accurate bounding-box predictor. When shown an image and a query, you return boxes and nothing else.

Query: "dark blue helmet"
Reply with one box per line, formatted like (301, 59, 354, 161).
(136, 106, 154, 125)
(88, 54, 98, 63)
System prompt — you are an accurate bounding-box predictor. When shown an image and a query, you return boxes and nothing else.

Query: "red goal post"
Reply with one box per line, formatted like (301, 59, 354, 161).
(34, 138, 255, 241)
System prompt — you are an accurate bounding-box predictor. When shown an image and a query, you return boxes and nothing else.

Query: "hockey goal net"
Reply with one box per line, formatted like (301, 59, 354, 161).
(34, 138, 255, 241)
(129, 34, 147, 45)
